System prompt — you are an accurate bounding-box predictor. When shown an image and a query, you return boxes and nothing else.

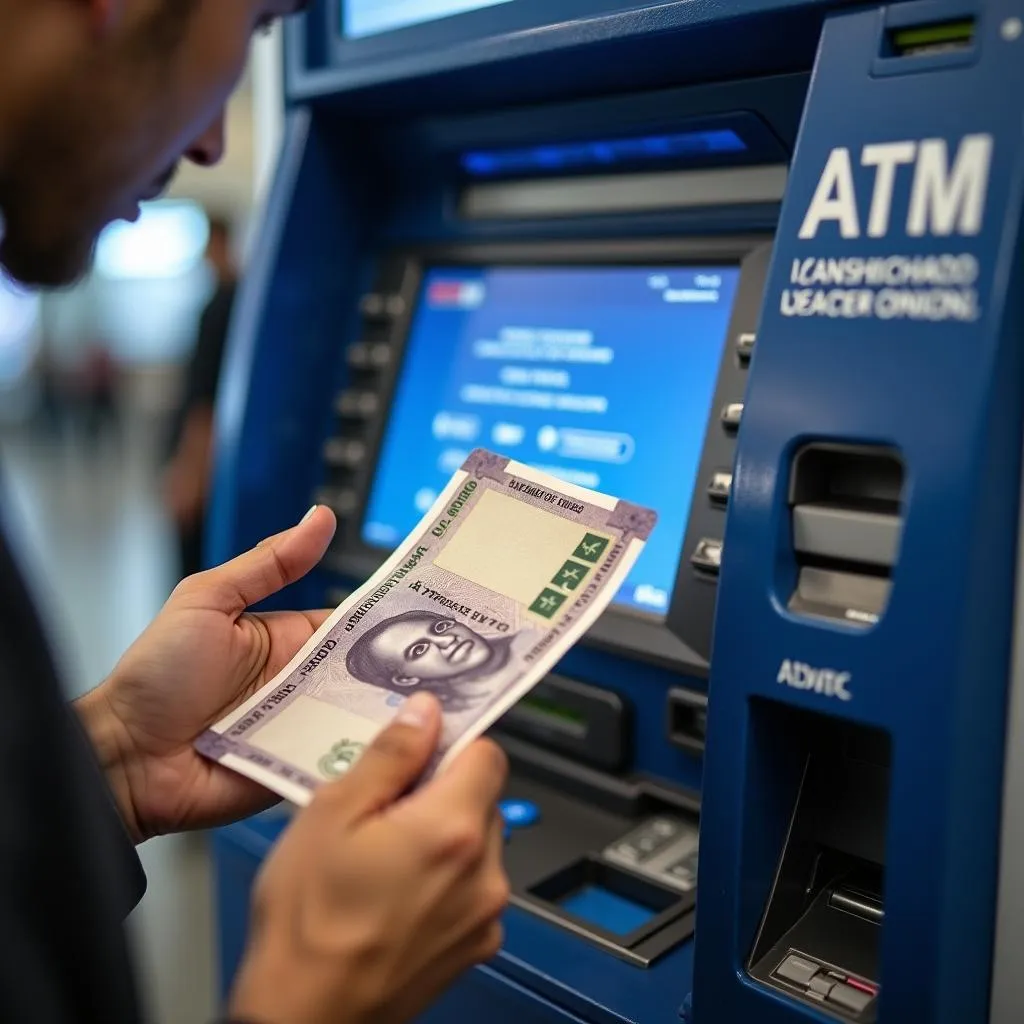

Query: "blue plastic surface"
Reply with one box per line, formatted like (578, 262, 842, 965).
(558, 886, 657, 935)
(208, 1, 1024, 1022)
(695, 3, 1024, 1022)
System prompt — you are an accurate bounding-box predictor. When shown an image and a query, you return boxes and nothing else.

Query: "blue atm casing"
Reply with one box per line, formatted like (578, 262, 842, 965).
(208, 2, 1024, 1022)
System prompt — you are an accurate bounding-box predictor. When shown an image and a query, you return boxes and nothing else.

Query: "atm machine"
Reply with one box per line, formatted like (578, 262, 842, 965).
(209, 1, 1024, 1021)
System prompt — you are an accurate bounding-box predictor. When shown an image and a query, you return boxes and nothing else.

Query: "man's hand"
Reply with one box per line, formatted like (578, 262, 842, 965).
(76, 505, 338, 842)
(230, 694, 510, 1024)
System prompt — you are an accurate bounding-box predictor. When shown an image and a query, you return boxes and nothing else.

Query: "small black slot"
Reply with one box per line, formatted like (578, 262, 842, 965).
(667, 687, 709, 755)
(790, 445, 903, 514)
(797, 552, 892, 580)
(747, 704, 889, 1019)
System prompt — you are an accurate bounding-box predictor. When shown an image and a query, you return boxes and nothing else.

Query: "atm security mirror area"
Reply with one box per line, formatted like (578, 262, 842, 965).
(209, 2, 1024, 1024)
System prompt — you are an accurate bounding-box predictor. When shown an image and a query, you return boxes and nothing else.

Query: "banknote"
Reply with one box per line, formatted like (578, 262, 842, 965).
(195, 449, 657, 806)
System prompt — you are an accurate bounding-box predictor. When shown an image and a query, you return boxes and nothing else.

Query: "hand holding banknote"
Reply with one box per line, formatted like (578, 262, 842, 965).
(78, 494, 509, 1024)
(76, 503, 340, 842)
(196, 450, 656, 803)
(230, 692, 510, 1024)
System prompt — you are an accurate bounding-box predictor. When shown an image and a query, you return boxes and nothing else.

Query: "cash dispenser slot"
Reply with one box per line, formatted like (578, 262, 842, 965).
(747, 706, 890, 1022)
(788, 444, 905, 628)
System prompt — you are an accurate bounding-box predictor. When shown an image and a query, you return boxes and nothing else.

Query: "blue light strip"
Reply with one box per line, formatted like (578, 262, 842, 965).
(461, 129, 746, 177)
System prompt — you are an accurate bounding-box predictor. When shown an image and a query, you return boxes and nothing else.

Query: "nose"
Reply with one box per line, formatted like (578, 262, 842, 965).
(185, 110, 227, 168)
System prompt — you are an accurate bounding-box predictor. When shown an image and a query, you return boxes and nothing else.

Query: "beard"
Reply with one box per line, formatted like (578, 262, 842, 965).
(0, 118, 107, 288)
(0, 11, 188, 288)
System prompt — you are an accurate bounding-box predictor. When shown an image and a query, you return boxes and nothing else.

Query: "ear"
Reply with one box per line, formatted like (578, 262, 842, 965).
(392, 675, 421, 688)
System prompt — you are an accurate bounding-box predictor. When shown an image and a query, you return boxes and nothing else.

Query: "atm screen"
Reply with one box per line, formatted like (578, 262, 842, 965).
(343, 0, 516, 38)
(362, 263, 741, 616)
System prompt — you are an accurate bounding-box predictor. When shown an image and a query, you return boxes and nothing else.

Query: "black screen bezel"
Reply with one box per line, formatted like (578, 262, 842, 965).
(327, 236, 771, 676)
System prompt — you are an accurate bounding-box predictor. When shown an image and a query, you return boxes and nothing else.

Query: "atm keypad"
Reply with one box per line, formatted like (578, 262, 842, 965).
(665, 849, 699, 891)
(606, 817, 681, 863)
(603, 816, 699, 893)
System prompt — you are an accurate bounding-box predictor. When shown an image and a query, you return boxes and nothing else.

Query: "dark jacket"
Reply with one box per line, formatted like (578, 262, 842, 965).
(0, 521, 146, 1022)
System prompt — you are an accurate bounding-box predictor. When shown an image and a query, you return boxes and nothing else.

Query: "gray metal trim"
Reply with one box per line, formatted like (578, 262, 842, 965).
(460, 165, 788, 220)
(989, 445, 1024, 1022)
(788, 566, 890, 626)
(792, 503, 901, 568)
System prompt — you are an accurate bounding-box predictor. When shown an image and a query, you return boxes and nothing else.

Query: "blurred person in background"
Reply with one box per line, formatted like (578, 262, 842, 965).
(164, 213, 238, 579)
(0, 3, 509, 1024)
(79, 339, 120, 446)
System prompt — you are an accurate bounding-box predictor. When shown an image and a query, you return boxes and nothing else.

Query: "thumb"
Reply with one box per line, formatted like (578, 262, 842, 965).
(177, 504, 337, 616)
(316, 693, 442, 824)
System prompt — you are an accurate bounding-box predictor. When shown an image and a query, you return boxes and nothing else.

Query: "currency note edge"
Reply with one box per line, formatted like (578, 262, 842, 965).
(199, 449, 651, 793)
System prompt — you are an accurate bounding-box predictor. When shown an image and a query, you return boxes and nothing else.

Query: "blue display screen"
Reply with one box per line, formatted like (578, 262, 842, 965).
(344, 0, 515, 38)
(362, 264, 740, 616)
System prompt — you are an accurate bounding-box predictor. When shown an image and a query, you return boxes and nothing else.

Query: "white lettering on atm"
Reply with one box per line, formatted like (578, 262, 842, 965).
(777, 659, 852, 701)
(798, 135, 993, 240)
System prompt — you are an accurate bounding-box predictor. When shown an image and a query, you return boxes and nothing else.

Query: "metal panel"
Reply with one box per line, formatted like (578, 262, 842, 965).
(461, 166, 789, 220)
(989, 413, 1024, 1023)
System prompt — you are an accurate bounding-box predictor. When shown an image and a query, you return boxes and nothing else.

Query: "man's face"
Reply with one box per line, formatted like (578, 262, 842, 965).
(0, 0, 300, 287)
(369, 614, 493, 686)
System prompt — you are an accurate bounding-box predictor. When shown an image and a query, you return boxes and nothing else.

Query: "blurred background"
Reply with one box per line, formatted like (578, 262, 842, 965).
(0, 33, 284, 1024)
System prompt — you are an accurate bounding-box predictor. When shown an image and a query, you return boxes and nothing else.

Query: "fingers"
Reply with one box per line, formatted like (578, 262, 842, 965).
(258, 608, 333, 632)
(306, 608, 332, 629)
(423, 738, 509, 812)
(391, 740, 507, 870)
(177, 505, 337, 616)
(313, 692, 442, 825)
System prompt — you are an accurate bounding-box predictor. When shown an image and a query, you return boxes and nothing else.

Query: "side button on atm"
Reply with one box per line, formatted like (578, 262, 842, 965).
(360, 293, 406, 320)
(708, 470, 733, 504)
(323, 438, 367, 468)
(335, 389, 381, 419)
(691, 538, 723, 575)
(737, 332, 756, 362)
(721, 403, 744, 431)
(315, 487, 358, 516)
(347, 341, 392, 370)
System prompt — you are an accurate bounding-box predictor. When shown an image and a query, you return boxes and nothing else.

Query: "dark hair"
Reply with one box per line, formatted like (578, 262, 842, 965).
(346, 611, 515, 712)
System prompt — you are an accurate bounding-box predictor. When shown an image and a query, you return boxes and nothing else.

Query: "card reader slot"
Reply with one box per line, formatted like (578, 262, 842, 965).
(829, 886, 884, 925)
(787, 445, 905, 627)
